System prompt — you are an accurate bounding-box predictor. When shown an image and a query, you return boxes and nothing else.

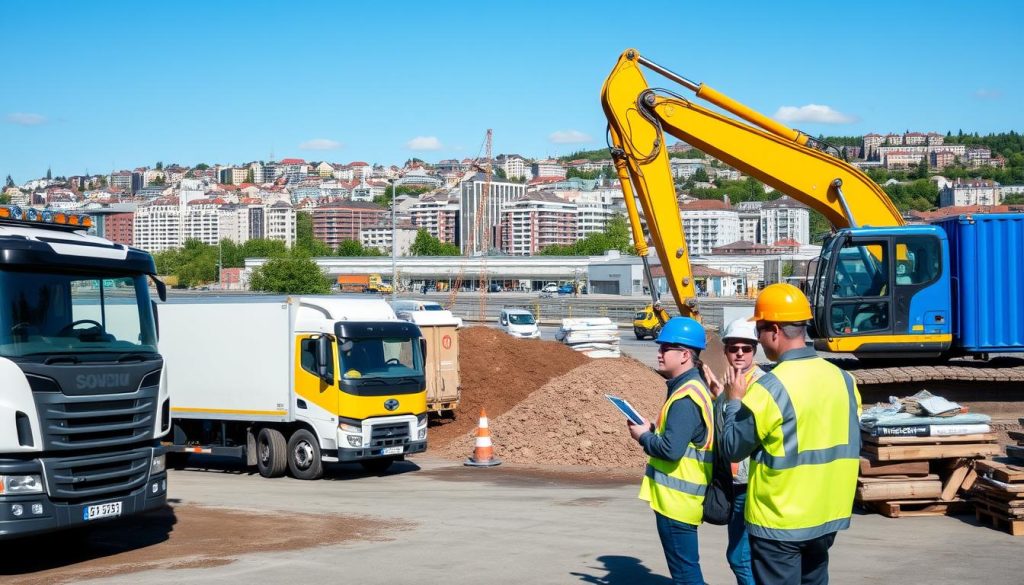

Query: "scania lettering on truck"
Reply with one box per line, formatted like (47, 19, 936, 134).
(160, 297, 428, 479)
(0, 205, 169, 540)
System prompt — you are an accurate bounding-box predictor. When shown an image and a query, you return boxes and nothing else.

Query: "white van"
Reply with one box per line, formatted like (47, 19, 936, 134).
(499, 308, 541, 339)
(392, 300, 463, 327)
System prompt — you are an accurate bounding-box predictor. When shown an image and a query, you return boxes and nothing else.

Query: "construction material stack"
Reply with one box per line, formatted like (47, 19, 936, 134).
(972, 458, 1024, 536)
(856, 391, 1000, 517)
(555, 318, 621, 358)
(1007, 420, 1024, 461)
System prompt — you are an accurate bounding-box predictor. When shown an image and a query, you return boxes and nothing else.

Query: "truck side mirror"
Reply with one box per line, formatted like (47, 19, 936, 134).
(150, 275, 167, 302)
(151, 300, 160, 340)
(316, 335, 333, 383)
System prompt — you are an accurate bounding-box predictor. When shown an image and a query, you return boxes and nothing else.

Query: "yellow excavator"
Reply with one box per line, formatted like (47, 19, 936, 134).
(601, 49, 1024, 360)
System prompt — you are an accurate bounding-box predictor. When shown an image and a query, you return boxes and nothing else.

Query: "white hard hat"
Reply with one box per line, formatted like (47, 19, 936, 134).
(721, 318, 758, 343)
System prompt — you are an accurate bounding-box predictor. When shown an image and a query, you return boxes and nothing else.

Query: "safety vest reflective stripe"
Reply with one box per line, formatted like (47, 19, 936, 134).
(747, 518, 852, 542)
(681, 445, 713, 463)
(752, 371, 860, 470)
(645, 464, 708, 496)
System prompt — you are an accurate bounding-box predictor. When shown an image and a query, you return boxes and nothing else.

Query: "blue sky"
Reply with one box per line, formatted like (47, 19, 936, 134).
(2, 0, 1022, 183)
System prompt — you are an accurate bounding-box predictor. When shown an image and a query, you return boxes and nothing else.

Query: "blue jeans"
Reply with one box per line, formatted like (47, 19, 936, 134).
(727, 491, 755, 585)
(655, 511, 704, 585)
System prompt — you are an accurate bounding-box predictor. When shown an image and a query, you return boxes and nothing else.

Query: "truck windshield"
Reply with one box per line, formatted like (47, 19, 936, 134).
(0, 269, 157, 358)
(508, 314, 535, 325)
(340, 336, 422, 380)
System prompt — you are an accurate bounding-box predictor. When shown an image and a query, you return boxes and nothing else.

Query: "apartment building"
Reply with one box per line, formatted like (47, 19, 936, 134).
(409, 195, 460, 244)
(279, 159, 308, 184)
(530, 159, 568, 180)
(498, 155, 531, 180)
(499, 193, 577, 256)
(359, 223, 417, 255)
(133, 197, 183, 252)
(182, 199, 225, 245)
(760, 197, 810, 245)
(931, 150, 957, 168)
(940, 178, 1003, 207)
(266, 201, 296, 247)
(680, 200, 740, 255)
(312, 201, 388, 248)
(460, 173, 527, 254)
(575, 199, 614, 239)
(670, 159, 706, 180)
(109, 171, 132, 192)
(218, 167, 248, 185)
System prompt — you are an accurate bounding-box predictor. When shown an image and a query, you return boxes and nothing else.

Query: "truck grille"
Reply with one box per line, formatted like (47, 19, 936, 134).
(34, 393, 157, 450)
(43, 447, 152, 503)
(370, 422, 410, 448)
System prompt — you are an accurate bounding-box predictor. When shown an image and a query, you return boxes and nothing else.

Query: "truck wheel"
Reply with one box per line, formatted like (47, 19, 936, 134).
(286, 429, 324, 480)
(256, 427, 288, 478)
(359, 457, 395, 474)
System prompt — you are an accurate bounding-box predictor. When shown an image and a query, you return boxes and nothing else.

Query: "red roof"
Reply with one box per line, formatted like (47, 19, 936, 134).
(682, 199, 732, 211)
(348, 161, 369, 167)
(280, 158, 306, 165)
(772, 238, 802, 248)
(909, 205, 1024, 220)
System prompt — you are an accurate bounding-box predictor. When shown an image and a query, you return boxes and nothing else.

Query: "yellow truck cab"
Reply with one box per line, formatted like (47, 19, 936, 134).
(633, 305, 663, 340)
(160, 296, 428, 479)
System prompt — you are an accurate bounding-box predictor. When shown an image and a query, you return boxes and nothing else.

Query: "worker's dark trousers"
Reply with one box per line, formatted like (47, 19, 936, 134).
(748, 532, 836, 585)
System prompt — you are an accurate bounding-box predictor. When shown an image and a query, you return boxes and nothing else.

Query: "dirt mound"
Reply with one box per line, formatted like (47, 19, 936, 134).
(429, 326, 589, 447)
(434, 356, 667, 468)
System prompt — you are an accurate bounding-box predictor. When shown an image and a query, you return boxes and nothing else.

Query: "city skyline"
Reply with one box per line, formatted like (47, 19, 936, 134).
(3, 0, 1022, 183)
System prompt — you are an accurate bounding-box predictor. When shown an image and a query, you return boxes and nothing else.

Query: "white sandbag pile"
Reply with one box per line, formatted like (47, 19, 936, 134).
(555, 317, 621, 358)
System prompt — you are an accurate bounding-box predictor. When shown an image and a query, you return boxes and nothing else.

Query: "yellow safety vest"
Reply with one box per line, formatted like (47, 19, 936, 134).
(742, 355, 862, 541)
(638, 378, 715, 525)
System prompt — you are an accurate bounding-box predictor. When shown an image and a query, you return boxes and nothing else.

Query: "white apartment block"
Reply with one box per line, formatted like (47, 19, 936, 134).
(266, 202, 296, 247)
(409, 196, 460, 244)
(576, 200, 615, 239)
(133, 198, 182, 252)
(670, 159, 706, 179)
(760, 198, 810, 245)
(738, 210, 760, 243)
(531, 160, 567, 180)
(460, 175, 527, 254)
(499, 195, 577, 256)
(182, 201, 223, 245)
(680, 201, 741, 255)
(359, 224, 417, 255)
(500, 155, 531, 180)
(940, 179, 1003, 207)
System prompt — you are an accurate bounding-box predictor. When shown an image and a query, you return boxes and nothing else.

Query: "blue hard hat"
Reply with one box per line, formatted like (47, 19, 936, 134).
(655, 316, 707, 350)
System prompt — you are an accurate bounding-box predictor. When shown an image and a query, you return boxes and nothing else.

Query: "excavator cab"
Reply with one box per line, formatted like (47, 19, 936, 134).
(811, 226, 952, 357)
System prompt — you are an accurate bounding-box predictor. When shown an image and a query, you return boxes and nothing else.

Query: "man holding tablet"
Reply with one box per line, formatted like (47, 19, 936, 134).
(625, 316, 714, 585)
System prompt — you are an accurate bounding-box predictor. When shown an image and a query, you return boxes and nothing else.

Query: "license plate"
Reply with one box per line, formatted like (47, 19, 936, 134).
(83, 501, 122, 521)
(381, 446, 403, 456)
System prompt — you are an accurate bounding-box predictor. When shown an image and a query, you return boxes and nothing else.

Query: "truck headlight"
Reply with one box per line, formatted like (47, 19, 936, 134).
(347, 436, 363, 447)
(151, 454, 166, 474)
(0, 474, 44, 495)
(339, 422, 362, 434)
(418, 429, 427, 440)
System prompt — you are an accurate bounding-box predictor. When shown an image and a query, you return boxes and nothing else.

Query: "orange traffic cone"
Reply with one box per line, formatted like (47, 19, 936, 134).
(465, 408, 502, 467)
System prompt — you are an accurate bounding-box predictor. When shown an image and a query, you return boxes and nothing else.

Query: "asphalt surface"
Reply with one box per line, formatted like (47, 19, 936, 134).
(43, 457, 1024, 584)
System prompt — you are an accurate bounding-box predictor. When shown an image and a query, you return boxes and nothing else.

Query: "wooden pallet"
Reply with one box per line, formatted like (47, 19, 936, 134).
(862, 433, 998, 445)
(975, 459, 1024, 483)
(975, 506, 1024, 536)
(859, 456, 929, 477)
(861, 498, 972, 518)
(974, 496, 1024, 518)
(862, 442, 1001, 462)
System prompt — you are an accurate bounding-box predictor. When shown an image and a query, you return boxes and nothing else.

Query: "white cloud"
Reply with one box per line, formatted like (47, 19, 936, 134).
(406, 136, 443, 151)
(548, 129, 593, 144)
(973, 88, 1003, 100)
(773, 104, 857, 125)
(6, 112, 47, 126)
(299, 138, 342, 150)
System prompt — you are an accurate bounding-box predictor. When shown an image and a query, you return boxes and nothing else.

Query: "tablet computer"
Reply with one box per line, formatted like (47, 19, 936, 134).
(605, 394, 645, 425)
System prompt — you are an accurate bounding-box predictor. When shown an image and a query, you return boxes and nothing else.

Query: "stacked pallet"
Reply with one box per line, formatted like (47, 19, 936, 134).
(973, 459, 1024, 536)
(857, 433, 1000, 517)
(555, 318, 621, 358)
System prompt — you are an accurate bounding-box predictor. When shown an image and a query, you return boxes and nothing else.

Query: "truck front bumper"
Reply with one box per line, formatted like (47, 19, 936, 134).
(0, 448, 168, 540)
(334, 439, 427, 462)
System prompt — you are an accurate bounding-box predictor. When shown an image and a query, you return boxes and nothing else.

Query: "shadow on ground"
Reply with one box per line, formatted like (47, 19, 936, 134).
(570, 555, 671, 584)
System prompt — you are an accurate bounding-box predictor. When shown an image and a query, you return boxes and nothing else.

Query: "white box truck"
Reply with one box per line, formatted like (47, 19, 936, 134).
(397, 309, 461, 416)
(159, 296, 428, 479)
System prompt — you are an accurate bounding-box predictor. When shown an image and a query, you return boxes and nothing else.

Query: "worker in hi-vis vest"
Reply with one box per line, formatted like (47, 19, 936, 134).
(719, 283, 861, 585)
(627, 316, 714, 585)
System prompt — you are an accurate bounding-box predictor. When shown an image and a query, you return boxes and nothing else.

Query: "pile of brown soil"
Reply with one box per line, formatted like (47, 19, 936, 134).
(434, 356, 668, 469)
(429, 326, 589, 446)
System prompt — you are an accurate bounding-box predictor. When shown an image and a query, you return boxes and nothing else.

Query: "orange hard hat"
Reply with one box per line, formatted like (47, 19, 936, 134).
(749, 283, 812, 323)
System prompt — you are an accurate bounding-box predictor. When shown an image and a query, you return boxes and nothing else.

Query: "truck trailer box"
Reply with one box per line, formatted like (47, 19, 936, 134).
(399, 309, 461, 414)
(936, 213, 1024, 352)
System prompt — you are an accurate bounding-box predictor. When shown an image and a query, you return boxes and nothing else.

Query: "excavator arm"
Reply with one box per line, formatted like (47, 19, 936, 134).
(601, 49, 904, 321)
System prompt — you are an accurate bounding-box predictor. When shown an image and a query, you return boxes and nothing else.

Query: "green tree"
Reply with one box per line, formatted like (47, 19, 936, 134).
(149, 175, 166, 186)
(249, 255, 331, 294)
(566, 168, 601, 180)
(4, 175, 13, 188)
(336, 239, 384, 257)
(153, 239, 219, 288)
(409, 229, 460, 256)
(294, 212, 333, 256)
(692, 167, 710, 183)
(539, 214, 632, 256)
(242, 238, 290, 259)
(245, 168, 255, 184)
(155, 161, 163, 170)
(194, 163, 210, 171)
(46, 167, 52, 180)
(494, 167, 508, 180)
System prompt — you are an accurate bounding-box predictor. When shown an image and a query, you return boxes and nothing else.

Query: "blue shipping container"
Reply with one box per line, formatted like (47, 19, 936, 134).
(936, 213, 1024, 352)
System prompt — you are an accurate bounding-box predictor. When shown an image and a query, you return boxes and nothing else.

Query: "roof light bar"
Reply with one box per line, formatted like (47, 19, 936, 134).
(0, 205, 93, 229)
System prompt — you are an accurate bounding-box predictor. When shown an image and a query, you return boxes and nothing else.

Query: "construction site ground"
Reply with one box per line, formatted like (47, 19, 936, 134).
(6, 326, 1022, 583)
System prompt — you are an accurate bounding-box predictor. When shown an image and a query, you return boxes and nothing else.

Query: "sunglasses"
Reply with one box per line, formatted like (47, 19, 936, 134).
(726, 345, 755, 355)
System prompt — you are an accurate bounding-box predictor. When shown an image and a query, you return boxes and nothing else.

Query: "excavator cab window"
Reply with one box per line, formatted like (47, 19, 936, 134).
(827, 239, 891, 335)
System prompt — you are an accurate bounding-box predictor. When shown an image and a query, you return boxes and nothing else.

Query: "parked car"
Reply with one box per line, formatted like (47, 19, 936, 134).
(541, 283, 558, 293)
(488, 283, 503, 293)
(557, 283, 574, 295)
(498, 308, 541, 339)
